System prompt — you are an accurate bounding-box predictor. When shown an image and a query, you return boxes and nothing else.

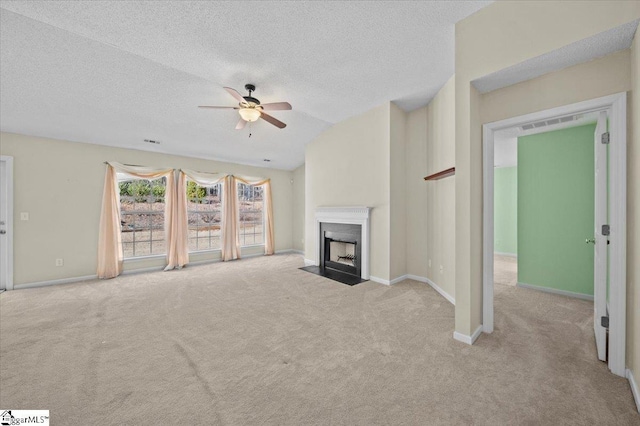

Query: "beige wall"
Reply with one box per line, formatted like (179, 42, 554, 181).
(405, 106, 428, 279)
(292, 164, 305, 252)
(425, 76, 456, 300)
(455, 1, 640, 337)
(628, 31, 640, 383)
(481, 50, 631, 124)
(305, 103, 391, 280)
(390, 103, 407, 280)
(0, 132, 296, 286)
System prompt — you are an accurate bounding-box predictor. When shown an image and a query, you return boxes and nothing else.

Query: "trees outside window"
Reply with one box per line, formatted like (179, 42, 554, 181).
(119, 177, 166, 258)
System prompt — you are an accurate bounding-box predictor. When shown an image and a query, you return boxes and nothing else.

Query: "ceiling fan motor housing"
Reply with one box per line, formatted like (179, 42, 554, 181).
(243, 84, 260, 105)
(243, 96, 260, 105)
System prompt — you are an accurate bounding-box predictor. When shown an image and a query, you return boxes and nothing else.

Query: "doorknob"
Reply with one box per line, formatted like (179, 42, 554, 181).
(586, 238, 595, 244)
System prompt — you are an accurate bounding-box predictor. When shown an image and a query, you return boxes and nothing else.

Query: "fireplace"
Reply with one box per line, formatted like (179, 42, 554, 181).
(321, 224, 361, 277)
(306, 206, 371, 284)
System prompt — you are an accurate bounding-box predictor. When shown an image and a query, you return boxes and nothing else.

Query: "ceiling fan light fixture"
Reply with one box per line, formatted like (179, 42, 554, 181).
(239, 108, 261, 122)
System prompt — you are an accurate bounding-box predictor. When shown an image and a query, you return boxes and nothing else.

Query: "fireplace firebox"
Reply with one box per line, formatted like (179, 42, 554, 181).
(320, 223, 361, 278)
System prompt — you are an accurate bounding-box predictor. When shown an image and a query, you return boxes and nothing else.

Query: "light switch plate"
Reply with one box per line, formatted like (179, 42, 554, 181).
(20, 212, 29, 221)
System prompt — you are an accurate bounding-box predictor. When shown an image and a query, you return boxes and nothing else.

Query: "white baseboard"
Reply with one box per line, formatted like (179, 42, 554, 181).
(15, 274, 98, 290)
(369, 275, 408, 285)
(390, 274, 409, 285)
(303, 258, 316, 266)
(494, 252, 517, 258)
(406, 274, 455, 305)
(517, 282, 594, 301)
(275, 249, 304, 255)
(453, 325, 483, 345)
(369, 275, 390, 285)
(627, 368, 640, 413)
(371, 274, 456, 307)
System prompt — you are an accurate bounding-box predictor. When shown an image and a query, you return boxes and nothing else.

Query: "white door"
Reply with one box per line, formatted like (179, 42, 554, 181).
(0, 156, 13, 291)
(593, 111, 607, 361)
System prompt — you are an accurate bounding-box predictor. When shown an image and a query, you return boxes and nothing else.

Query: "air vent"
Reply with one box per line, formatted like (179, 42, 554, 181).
(521, 114, 582, 132)
(144, 139, 160, 145)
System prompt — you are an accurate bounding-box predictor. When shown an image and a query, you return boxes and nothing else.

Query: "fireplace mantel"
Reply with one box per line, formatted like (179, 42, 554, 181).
(315, 207, 371, 280)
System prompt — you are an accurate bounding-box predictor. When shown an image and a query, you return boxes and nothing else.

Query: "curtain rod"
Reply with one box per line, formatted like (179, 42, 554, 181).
(179, 168, 221, 175)
(104, 163, 221, 174)
(103, 162, 146, 167)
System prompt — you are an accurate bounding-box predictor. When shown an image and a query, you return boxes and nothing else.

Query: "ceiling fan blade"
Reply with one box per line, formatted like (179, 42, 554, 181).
(224, 87, 246, 104)
(198, 106, 239, 109)
(260, 102, 292, 111)
(235, 118, 246, 130)
(259, 111, 286, 129)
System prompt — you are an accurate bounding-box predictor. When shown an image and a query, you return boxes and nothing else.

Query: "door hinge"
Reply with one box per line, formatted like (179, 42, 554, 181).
(601, 132, 610, 144)
(601, 316, 609, 329)
(601, 225, 610, 236)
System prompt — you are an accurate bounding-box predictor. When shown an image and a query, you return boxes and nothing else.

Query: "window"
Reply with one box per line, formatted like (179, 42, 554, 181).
(238, 182, 264, 246)
(119, 176, 167, 258)
(187, 181, 222, 252)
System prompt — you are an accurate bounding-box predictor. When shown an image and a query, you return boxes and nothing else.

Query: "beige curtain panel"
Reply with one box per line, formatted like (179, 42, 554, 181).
(165, 171, 188, 270)
(97, 162, 175, 278)
(97, 165, 123, 279)
(235, 176, 275, 255)
(221, 175, 240, 261)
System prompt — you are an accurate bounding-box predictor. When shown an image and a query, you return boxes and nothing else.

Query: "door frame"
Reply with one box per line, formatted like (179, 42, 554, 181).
(0, 155, 14, 291)
(482, 92, 627, 377)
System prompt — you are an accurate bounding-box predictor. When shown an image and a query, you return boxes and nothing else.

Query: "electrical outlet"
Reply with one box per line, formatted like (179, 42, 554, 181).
(439, 265, 444, 274)
(20, 212, 29, 221)
(55, 258, 64, 267)
(428, 259, 432, 268)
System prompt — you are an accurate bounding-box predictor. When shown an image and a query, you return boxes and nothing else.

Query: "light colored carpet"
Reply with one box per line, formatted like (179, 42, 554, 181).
(1, 254, 637, 425)
(494, 254, 518, 286)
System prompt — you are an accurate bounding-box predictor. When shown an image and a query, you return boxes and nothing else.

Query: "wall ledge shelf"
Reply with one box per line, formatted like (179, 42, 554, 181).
(424, 167, 455, 181)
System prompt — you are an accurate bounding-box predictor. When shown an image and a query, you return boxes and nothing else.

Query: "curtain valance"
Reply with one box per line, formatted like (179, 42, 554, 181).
(181, 169, 228, 186)
(109, 161, 173, 180)
(97, 164, 275, 279)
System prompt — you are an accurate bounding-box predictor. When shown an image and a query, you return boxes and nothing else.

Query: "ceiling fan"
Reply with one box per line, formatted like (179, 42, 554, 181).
(199, 84, 292, 130)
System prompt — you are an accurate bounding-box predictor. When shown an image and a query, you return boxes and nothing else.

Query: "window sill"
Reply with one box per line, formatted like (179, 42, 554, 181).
(189, 248, 222, 254)
(123, 254, 166, 262)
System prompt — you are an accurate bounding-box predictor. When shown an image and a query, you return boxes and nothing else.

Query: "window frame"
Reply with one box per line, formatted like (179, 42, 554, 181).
(237, 182, 266, 248)
(118, 175, 168, 260)
(186, 180, 223, 253)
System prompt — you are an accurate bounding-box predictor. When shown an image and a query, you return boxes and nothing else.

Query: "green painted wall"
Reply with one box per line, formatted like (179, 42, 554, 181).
(518, 123, 595, 296)
(494, 167, 517, 255)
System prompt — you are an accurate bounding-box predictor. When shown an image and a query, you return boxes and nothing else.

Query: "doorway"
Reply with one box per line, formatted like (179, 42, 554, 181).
(482, 93, 627, 377)
(0, 156, 14, 291)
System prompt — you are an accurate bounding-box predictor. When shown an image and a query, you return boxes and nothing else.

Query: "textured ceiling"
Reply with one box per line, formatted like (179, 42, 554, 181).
(473, 19, 639, 94)
(0, 1, 491, 170)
